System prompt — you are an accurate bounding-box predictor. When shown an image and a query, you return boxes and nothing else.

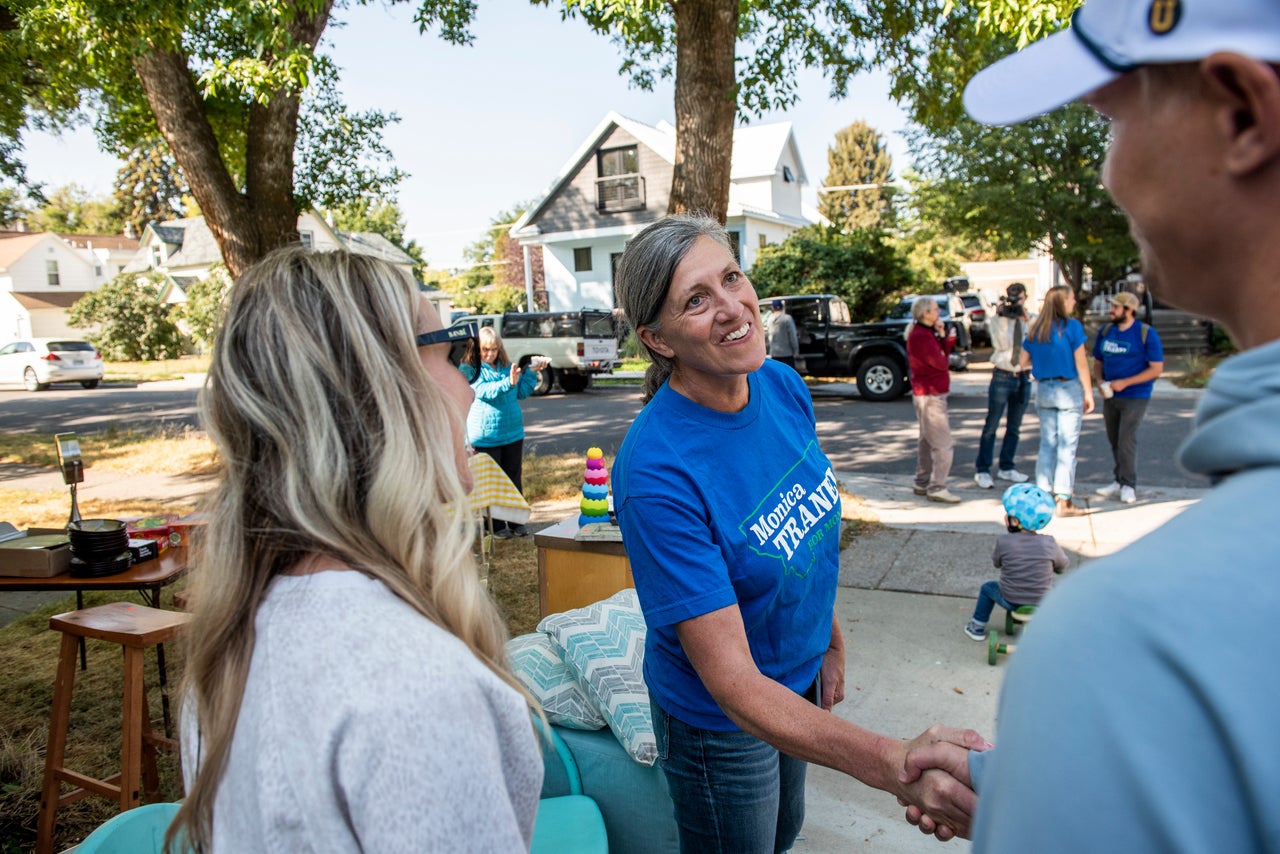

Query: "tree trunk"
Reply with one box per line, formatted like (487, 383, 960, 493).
(668, 0, 738, 223)
(131, 1, 333, 277)
(133, 48, 261, 277)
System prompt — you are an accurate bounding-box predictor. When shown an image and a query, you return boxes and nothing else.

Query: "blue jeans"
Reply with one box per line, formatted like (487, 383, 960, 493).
(1034, 379, 1084, 497)
(971, 580, 1022, 624)
(652, 700, 808, 853)
(975, 370, 1031, 474)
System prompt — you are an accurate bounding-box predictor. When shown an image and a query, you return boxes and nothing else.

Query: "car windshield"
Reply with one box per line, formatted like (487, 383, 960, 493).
(47, 341, 96, 352)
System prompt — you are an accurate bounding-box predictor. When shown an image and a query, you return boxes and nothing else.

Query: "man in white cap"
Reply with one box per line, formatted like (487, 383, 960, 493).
(1091, 289, 1164, 503)
(902, 0, 1280, 849)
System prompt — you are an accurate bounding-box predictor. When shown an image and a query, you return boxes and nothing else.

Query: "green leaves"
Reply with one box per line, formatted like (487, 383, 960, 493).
(68, 271, 185, 361)
(750, 225, 917, 320)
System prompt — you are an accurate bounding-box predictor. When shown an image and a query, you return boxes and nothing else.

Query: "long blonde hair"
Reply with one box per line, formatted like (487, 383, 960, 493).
(1028, 285, 1074, 343)
(169, 247, 523, 851)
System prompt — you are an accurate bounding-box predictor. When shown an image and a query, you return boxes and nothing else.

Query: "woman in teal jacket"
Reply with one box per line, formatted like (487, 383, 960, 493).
(465, 326, 540, 536)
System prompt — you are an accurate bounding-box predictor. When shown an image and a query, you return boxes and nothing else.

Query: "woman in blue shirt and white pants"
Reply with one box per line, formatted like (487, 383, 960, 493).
(1019, 285, 1095, 517)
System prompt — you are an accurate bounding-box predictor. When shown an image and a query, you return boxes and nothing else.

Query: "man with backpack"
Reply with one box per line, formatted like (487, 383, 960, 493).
(1091, 291, 1163, 504)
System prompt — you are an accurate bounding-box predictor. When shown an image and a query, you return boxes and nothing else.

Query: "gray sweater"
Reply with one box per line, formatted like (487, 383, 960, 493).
(182, 569, 542, 852)
(993, 531, 1068, 605)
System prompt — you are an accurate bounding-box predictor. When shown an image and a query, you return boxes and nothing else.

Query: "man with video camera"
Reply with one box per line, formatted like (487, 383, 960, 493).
(973, 282, 1033, 490)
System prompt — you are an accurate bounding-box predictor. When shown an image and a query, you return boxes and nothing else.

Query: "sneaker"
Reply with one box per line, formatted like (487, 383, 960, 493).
(1095, 481, 1122, 499)
(964, 621, 987, 642)
(912, 486, 928, 496)
(927, 489, 962, 504)
(974, 472, 994, 489)
(997, 469, 1029, 483)
(1055, 497, 1087, 517)
(1119, 486, 1137, 504)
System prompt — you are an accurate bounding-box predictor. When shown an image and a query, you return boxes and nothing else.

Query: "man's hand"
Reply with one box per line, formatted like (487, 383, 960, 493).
(891, 726, 991, 839)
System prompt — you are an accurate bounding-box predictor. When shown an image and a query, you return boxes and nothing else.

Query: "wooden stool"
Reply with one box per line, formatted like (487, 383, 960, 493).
(36, 602, 192, 854)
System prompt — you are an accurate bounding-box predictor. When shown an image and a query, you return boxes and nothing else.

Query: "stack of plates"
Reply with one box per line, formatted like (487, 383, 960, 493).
(67, 519, 132, 578)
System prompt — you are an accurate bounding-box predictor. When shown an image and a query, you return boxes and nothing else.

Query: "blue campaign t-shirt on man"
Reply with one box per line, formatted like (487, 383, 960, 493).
(613, 359, 840, 731)
(1093, 322, 1164, 399)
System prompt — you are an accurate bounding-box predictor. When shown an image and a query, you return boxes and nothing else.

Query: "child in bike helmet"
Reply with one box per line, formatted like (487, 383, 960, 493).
(964, 484, 1070, 641)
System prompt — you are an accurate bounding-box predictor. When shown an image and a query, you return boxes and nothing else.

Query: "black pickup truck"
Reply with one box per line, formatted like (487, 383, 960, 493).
(760, 294, 913, 401)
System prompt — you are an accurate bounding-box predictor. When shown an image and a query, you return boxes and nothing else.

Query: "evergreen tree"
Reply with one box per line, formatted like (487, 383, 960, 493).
(113, 138, 190, 236)
(819, 121, 895, 232)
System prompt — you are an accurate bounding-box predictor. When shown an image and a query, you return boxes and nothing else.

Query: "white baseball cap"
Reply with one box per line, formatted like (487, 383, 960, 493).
(964, 0, 1280, 126)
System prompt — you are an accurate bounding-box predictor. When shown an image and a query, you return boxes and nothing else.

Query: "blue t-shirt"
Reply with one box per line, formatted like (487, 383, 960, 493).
(1092, 322, 1164, 399)
(613, 359, 840, 731)
(1023, 319, 1086, 380)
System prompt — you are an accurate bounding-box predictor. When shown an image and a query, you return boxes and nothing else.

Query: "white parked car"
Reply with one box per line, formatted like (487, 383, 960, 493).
(0, 339, 105, 390)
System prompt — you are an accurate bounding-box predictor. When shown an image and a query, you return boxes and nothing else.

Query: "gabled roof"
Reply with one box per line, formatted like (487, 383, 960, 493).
(157, 218, 223, 269)
(512, 112, 807, 238)
(338, 231, 417, 266)
(0, 233, 53, 270)
(731, 122, 803, 182)
(125, 212, 417, 273)
(11, 291, 93, 309)
(59, 234, 140, 252)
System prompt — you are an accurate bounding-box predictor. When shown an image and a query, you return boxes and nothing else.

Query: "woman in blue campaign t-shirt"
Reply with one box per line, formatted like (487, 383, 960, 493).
(1018, 286, 1095, 516)
(612, 214, 987, 852)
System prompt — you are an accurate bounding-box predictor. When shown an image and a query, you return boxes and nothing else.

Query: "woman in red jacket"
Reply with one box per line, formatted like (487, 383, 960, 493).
(907, 297, 962, 503)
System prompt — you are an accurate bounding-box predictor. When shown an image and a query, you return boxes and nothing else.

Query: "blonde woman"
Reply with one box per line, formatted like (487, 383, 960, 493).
(169, 248, 541, 852)
(1018, 285, 1095, 517)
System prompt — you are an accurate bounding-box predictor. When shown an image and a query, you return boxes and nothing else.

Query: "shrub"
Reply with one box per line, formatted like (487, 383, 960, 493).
(68, 272, 185, 361)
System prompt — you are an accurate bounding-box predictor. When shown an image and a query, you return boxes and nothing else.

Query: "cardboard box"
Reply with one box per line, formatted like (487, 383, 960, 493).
(0, 525, 73, 578)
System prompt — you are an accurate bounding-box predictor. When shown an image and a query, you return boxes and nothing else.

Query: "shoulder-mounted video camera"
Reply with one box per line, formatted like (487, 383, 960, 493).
(996, 294, 1026, 319)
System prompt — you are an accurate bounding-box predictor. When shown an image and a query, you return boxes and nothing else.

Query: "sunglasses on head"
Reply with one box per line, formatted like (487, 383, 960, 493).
(416, 321, 482, 382)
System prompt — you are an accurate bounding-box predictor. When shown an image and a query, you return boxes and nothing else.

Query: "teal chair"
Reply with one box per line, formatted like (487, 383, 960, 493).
(532, 721, 610, 854)
(74, 802, 187, 854)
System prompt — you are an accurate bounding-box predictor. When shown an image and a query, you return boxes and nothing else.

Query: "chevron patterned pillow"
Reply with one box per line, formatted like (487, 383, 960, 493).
(506, 633, 607, 730)
(537, 588, 656, 766)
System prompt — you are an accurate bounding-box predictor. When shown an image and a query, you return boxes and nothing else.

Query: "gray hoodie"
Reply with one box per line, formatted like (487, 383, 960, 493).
(970, 338, 1280, 853)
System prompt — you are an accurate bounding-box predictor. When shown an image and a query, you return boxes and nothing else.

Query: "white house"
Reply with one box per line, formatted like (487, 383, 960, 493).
(60, 233, 141, 288)
(0, 232, 100, 341)
(510, 112, 813, 312)
(123, 209, 424, 305)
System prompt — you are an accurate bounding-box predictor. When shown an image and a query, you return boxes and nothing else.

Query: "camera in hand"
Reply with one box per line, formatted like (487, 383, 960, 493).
(996, 294, 1026, 319)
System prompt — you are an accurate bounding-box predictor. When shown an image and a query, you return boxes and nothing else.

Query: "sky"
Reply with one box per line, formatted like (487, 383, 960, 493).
(18, 1, 911, 269)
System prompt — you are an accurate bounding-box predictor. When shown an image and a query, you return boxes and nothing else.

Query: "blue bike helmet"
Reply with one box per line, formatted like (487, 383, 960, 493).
(1002, 483, 1054, 531)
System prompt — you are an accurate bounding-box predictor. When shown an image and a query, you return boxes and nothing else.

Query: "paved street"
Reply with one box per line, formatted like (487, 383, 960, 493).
(0, 368, 1208, 490)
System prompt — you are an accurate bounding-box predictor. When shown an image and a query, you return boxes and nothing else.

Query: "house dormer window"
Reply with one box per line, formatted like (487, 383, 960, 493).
(150, 243, 162, 268)
(46, 260, 60, 286)
(596, 145, 645, 213)
(300, 230, 313, 249)
(782, 165, 794, 183)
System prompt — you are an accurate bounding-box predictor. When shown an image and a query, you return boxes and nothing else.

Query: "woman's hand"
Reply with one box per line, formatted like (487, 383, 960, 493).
(509, 364, 522, 386)
(1083, 392, 1096, 414)
(891, 725, 992, 839)
(820, 617, 846, 711)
